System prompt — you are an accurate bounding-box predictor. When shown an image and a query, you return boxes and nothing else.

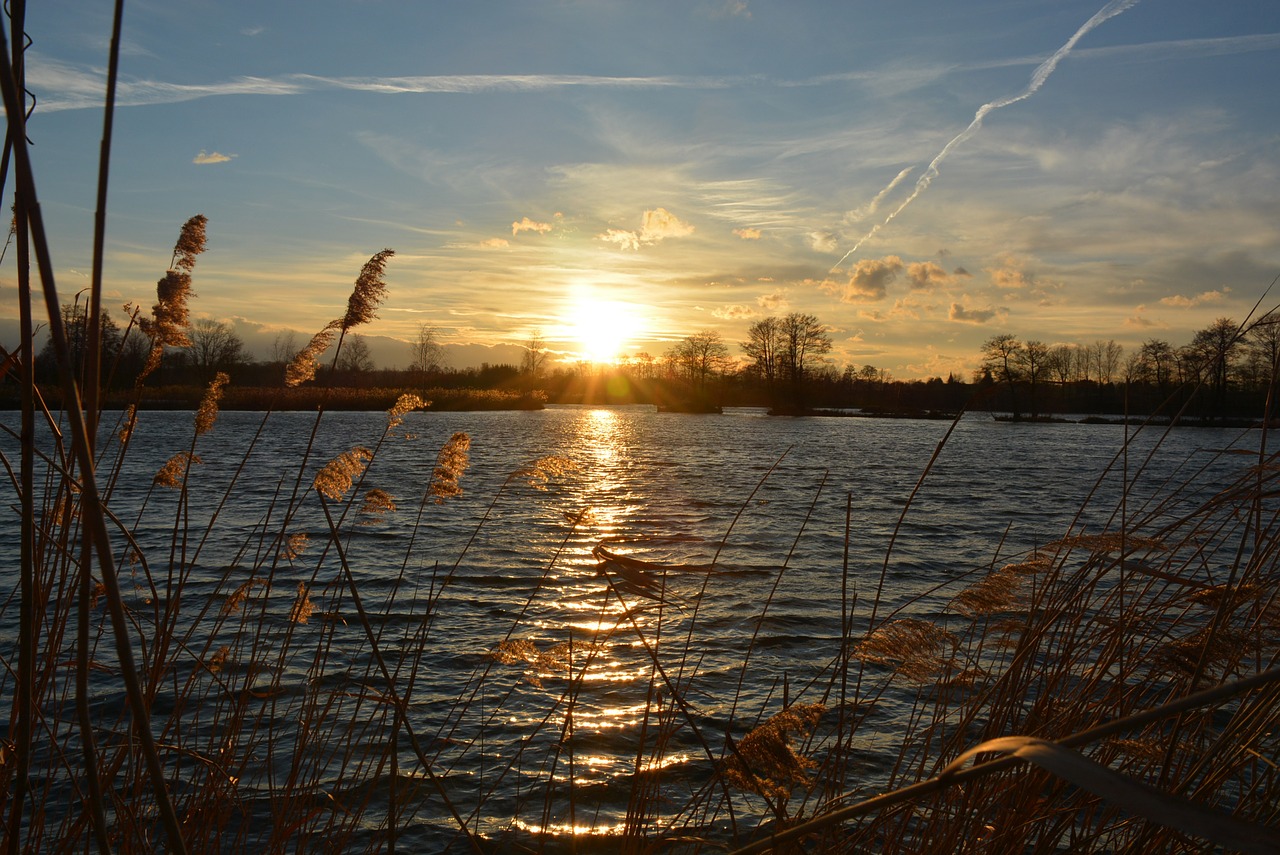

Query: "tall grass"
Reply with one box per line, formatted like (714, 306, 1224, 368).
(3, 6, 1280, 854)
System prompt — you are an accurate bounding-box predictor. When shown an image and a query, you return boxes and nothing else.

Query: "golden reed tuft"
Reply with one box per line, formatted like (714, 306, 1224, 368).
(285, 325, 338, 387)
(313, 447, 373, 501)
(289, 582, 316, 625)
(855, 618, 957, 684)
(194, 372, 230, 436)
(429, 432, 471, 503)
(341, 249, 394, 330)
(154, 451, 202, 488)
(723, 702, 825, 801)
(386, 393, 427, 429)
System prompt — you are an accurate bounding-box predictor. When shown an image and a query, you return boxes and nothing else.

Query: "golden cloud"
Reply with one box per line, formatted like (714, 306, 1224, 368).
(512, 216, 553, 236)
(193, 150, 234, 165)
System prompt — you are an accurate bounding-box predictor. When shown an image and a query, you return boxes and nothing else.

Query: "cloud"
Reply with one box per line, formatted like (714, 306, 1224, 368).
(733, 227, 762, 240)
(598, 229, 641, 251)
(830, 255, 903, 302)
(597, 207, 694, 251)
(713, 304, 755, 320)
(757, 290, 789, 311)
(906, 261, 952, 290)
(716, 1, 752, 18)
(1125, 313, 1163, 328)
(949, 303, 997, 324)
(479, 237, 509, 249)
(512, 216, 553, 236)
(193, 150, 235, 165)
(987, 255, 1033, 290)
(640, 207, 694, 240)
(1159, 287, 1230, 308)
(242, 26, 266, 37)
(808, 231, 839, 253)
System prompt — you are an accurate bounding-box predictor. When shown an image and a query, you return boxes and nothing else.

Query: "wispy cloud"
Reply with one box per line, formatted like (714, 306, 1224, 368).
(733, 227, 762, 240)
(832, 0, 1143, 269)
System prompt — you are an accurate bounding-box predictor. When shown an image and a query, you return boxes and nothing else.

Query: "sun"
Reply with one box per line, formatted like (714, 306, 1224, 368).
(569, 298, 643, 363)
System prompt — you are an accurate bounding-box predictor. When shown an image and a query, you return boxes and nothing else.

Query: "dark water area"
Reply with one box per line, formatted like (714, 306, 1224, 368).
(0, 404, 1260, 849)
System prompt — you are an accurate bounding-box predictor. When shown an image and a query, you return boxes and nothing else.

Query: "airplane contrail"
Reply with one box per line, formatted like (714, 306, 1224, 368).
(832, 0, 1143, 272)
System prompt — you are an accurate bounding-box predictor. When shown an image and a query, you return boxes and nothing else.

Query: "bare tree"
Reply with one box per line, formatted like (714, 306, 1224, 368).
(981, 333, 1023, 416)
(521, 330, 549, 377)
(409, 323, 445, 374)
(1015, 339, 1050, 415)
(337, 333, 375, 373)
(669, 330, 729, 390)
(777, 312, 832, 410)
(270, 329, 299, 363)
(187, 318, 246, 378)
(1088, 339, 1124, 384)
(741, 317, 783, 388)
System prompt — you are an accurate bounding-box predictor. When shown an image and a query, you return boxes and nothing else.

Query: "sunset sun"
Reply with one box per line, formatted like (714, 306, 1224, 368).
(569, 298, 642, 363)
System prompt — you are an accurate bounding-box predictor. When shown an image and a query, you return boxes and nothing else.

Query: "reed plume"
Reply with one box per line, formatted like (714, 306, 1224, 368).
(723, 702, 825, 801)
(290, 582, 317, 625)
(153, 451, 201, 487)
(194, 371, 229, 436)
(387, 392, 427, 428)
(359, 488, 397, 523)
(341, 248, 394, 330)
(284, 323, 338, 387)
(429, 431, 470, 503)
(313, 446, 373, 501)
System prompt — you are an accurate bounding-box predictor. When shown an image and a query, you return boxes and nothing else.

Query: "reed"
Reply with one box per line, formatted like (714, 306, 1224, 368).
(3, 8, 1280, 854)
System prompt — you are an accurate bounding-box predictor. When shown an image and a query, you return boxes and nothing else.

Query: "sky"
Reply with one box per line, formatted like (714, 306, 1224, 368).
(4, 0, 1280, 378)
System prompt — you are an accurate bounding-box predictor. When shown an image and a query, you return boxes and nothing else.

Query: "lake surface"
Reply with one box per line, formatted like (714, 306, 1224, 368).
(0, 404, 1261, 850)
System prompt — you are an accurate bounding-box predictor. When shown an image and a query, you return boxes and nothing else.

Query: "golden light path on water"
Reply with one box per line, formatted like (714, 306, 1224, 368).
(516, 404, 685, 833)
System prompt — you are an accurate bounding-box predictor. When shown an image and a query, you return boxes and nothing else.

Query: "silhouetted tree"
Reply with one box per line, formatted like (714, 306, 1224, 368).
(337, 333, 375, 373)
(188, 318, 247, 379)
(409, 323, 445, 374)
(36, 301, 122, 384)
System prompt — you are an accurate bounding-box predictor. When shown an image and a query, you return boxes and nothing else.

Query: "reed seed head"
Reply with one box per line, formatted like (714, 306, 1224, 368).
(207, 646, 230, 675)
(154, 452, 202, 488)
(195, 372, 230, 436)
(359, 488, 397, 524)
(387, 393, 427, 429)
(282, 532, 309, 561)
(855, 619, 957, 684)
(340, 249, 394, 331)
(429, 432, 471, 503)
(221, 577, 263, 617)
(723, 702, 825, 801)
(517, 455, 580, 490)
(285, 323, 339, 387)
(290, 582, 316, 625)
(313, 446, 372, 501)
(144, 270, 194, 347)
(118, 405, 138, 445)
(171, 214, 208, 272)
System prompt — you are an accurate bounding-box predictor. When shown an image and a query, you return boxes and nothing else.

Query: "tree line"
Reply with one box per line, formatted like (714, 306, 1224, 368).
(21, 298, 1279, 420)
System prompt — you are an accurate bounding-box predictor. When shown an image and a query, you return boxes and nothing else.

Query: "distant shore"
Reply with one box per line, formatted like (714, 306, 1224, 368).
(2, 384, 548, 412)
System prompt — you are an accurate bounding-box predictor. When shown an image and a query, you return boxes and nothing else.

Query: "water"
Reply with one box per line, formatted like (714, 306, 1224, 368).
(0, 404, 1260, 850)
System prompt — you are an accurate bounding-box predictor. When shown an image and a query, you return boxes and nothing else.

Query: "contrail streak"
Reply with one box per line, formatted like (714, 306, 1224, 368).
(832, 0, 1142, 272)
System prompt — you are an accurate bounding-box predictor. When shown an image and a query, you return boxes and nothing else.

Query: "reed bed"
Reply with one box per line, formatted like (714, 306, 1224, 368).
(3, 7, 1280, 853)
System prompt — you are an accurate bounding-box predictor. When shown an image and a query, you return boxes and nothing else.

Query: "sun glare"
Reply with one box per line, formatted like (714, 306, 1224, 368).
(569, 298, 641, 363)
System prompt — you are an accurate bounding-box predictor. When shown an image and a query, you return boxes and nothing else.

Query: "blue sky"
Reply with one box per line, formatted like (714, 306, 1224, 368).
(7, 0, 1280, 376)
